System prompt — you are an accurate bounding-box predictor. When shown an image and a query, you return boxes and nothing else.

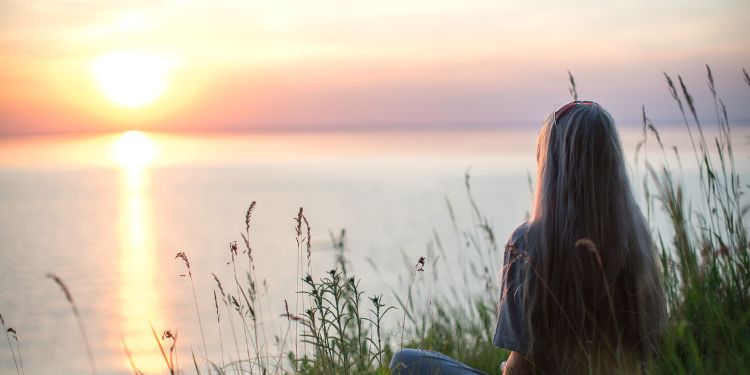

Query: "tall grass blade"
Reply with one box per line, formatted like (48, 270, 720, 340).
(46, 273, 97, 375)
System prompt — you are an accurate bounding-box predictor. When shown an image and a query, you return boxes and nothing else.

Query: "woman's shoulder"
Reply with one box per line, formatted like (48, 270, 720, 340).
(503, 222, 531, 264)
(507, 222, 530, 251)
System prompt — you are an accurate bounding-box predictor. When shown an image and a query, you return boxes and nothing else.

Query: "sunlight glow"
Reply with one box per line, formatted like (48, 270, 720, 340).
(112, 131, 157, 191)
(112, 131, 157, 169)
(92, 51, 173, 108)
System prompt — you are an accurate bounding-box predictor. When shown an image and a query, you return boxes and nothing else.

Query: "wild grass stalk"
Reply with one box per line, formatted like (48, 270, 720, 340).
(240, 201, 268, 373)
(292, 207, 312, 370)
(191, 348, 202, 375)
(229, 291, 256, 372)
(330, 229, 348, 277)
(8, 328, 22, 375)
(364, 294, 394, 368)
(121, 336, 143, 375)
(568, 70, 578, 101)
(175, 252, 212, 375)
(465, 172, 500, 299)
(235, 275, 262, 369)
(5, 327, 24, 374)
(278, 299, 297, 370)
(294, 208, 303, 366)
(212, 273, 244, 374)
(397, 256, 425, 352)
(443, 196, 471, 298)
(345, 277, 365, 372)
(150, 324, 174, 375)
(164, 330, 180, 375)
(227, 242, 255, 370)
(46, 273, 97, 375)
(213, 290, 227, 369)
(1, 313, 21, 375)
(663, 72, 723, 247)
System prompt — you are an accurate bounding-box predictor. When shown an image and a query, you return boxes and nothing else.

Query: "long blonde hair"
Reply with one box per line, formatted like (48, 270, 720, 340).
(522, 102, 666, 373)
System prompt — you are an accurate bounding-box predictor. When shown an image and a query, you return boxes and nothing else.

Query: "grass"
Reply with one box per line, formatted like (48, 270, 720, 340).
(3, 66, 748, 374)
(1, 313, 23, 375)
(46, 273, 97, 375)
(388, 171, 509, 374)
(291, 270, 394, 374)
(640, 68, 750, 374)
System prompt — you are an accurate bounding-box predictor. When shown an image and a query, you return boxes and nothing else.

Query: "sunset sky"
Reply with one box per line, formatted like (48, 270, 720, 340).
(1, 0, 748, 135)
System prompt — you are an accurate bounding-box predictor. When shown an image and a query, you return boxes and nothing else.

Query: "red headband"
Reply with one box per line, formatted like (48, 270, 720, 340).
(554, 101, 596, 121)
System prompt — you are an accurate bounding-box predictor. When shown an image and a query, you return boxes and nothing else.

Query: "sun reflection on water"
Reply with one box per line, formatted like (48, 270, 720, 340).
(114, 131, 165, 372)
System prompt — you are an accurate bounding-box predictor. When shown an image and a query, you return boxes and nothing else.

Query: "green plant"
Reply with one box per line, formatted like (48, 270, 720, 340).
(638, 67, 750, 374)
(290, 269, 394, 374)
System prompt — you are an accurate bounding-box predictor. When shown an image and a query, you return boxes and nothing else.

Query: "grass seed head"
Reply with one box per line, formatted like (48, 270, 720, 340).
(46, 273, 74, 304)
(245, 201, 256, 233)
(229, 241, 238, 261)
(175, 252, 190, 270)
(230, 295, 241, 312)
(211, 273, 226, 298)
(213, 290, 220, 319)
(295, 207, 304, 237)
(303, 214, 312, 267)
(161, 330, 174, 341)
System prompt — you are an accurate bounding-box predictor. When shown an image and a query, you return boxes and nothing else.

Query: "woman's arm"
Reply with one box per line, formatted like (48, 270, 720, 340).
(503, 351, 532, 375)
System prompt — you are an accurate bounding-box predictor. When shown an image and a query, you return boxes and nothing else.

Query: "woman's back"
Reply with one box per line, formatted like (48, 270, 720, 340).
(496, 102, 667, 374)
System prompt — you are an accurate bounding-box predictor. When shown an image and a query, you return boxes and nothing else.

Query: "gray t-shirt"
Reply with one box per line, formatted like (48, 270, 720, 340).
(492, 222, 530, 354)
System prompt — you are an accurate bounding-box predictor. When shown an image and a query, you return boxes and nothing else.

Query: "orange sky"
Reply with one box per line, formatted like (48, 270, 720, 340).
(0, 0, 749, 135)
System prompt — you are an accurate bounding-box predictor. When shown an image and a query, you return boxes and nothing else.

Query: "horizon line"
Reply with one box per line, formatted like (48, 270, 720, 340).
(2, 116, 748, 139)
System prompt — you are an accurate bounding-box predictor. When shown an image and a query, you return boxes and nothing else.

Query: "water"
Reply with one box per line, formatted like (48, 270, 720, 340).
(0, 126, 747, 374)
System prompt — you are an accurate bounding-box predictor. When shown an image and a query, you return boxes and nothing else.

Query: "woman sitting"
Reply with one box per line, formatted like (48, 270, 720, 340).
(390, 101, 667, 374)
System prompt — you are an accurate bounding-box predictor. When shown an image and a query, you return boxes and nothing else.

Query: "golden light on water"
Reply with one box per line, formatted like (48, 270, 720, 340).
(114, 130, 165, 372)
(112, 131, 157, 189)
(92, 51, 173, 108)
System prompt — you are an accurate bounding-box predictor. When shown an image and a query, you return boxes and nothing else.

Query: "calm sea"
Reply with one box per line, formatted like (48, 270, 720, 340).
(0, 126, 747, 374)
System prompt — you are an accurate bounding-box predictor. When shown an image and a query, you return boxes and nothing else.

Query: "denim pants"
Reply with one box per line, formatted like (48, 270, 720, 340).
(389, 349, 490, 375)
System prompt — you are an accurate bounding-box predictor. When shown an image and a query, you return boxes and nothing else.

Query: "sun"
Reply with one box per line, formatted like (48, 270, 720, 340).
(92, 51, 172, 108)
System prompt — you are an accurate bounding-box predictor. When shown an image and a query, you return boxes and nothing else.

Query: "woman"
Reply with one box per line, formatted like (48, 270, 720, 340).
(391, 101, 666, 374)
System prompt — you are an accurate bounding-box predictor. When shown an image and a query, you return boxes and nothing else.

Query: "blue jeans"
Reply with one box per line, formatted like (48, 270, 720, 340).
(389, 349, 490, 375)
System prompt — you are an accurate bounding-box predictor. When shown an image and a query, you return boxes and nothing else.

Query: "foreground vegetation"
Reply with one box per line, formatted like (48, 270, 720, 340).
(640, 68, 750, 373)
(2, 67, 749, 374)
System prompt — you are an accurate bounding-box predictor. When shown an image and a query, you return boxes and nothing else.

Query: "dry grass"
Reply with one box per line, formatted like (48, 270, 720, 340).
(1, 313, 23, 375)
